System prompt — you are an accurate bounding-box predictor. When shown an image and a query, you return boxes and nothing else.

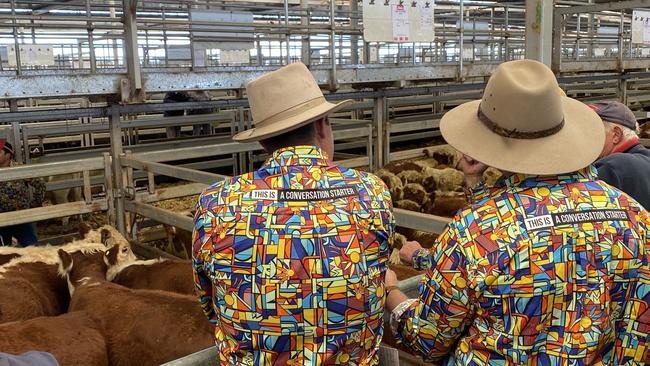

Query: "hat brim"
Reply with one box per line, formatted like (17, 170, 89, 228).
(440, 97, 605, 175)
(232, 99, 353, 142)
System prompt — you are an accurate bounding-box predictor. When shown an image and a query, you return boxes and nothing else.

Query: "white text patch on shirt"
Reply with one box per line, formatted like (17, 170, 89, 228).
(524, 215, 554, 231)
(249, 186, 358, 202)
(250, 189, 278, 201)
(524, 209, 630, 231)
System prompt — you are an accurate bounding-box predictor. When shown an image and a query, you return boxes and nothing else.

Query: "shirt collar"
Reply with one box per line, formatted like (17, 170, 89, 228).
(264, 146, 331, 168)
(495, 165, 598, 189)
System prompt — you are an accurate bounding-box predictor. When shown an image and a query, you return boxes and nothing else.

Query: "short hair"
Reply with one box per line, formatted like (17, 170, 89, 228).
(604, 121, 639, 139)
(259, 121, 318, 152)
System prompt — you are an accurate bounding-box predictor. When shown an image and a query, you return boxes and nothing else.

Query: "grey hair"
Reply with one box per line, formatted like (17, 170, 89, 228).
(604, 121, 639, 139)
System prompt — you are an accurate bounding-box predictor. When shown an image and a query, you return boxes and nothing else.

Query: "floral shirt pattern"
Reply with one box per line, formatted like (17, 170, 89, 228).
(192, 146, 394, 366)
(399, 166, 650, 365)
(0, 178, 46, 213)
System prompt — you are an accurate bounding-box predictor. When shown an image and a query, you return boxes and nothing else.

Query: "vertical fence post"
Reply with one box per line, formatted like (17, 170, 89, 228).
(103, 152, 116, 227)
(373, 94, 387, 168)
(123, 150, 136, 241)
(109, 105, 126, 235)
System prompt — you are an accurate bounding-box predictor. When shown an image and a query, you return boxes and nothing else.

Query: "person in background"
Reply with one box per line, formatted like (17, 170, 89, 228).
(163, 91, 213, 138)
(0, 140, 46, 246)
(388, 60, 650, 365)
(589, 101, 650, 209)
(192, 62, 394, 365)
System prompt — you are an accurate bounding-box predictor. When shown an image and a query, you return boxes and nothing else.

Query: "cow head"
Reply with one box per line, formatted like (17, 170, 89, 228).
(58, 244, 119, 296)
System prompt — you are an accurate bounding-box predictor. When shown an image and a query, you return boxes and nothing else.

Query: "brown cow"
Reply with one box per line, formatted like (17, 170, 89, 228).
(0, 253, 20, 265)
(0, 311, 109, 366)
(58, 246, 214, 366)
(108, 258, 195, 296)
(0, 227, 135, 324)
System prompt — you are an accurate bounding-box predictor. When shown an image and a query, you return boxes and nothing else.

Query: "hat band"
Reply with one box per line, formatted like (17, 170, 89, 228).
(477, 105, 565, 139)
(255, 96, 327, 128)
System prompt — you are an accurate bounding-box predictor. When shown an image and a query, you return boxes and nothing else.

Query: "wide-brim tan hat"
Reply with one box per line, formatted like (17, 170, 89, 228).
(440, 59, 604, 175)
(233, 62, 352, 142)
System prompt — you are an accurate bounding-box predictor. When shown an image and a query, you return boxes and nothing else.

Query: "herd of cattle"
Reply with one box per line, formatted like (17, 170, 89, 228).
(0, 225, 214, 366)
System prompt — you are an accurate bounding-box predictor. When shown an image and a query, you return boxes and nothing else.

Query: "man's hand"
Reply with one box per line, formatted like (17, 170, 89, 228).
(400, 240, 423, 265)
(385, 269, 398, 288)
(460, 155, 488, 189)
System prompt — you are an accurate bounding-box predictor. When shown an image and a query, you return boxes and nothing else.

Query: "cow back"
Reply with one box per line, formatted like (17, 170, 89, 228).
(69, 282, 213, 366)
(0, 312, 108, 366)
(112, 260, 195, 296)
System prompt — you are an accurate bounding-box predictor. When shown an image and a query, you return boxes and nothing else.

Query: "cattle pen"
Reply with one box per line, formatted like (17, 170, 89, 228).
(0, 99, 454, 365)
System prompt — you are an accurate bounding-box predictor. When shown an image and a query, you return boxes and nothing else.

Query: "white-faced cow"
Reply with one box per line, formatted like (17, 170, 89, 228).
(58, 246, 213, 366)
(0, 226, 135, 324)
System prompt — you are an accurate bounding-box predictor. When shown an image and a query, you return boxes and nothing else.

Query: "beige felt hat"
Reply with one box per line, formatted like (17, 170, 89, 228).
(233, 62, 352, 142)
(440, 59, 604, 175)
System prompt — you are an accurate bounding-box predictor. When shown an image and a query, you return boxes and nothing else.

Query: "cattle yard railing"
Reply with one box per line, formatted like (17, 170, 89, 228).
(0, 154, 113, 241)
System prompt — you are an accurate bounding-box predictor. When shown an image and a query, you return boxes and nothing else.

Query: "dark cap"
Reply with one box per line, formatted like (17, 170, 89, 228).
(587, 101, 637, 130)
(0, 139, 14, 156)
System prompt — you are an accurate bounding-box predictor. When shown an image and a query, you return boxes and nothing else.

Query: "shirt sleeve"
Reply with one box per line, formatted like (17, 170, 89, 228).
(412, 248, 432, 271)
(393, 221, 475, 361)
(613, 210, 650, 363)
(192, 197, 218, 325)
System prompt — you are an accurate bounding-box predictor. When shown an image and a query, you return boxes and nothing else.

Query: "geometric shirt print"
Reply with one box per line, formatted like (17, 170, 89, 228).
(398, 166, 650, 365)
(192, 146, 395, 366)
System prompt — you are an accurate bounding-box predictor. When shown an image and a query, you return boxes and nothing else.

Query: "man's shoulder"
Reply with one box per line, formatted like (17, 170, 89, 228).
(197, 172, 256, 206)
(597, 146, 650, 168)
(334, 166, 391, 194)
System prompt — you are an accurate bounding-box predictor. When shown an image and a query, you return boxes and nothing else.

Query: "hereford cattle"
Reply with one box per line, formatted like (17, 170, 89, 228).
(0, 223, 128, 267)
(58, 246, 213, 366)
(0, 227, 135, 324)
(108, 258, 195, 296)
(0, 311, 109, 366)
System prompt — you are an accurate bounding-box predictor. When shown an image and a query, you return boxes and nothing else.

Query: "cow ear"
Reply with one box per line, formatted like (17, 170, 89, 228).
(58, 249, 73, 273)
(78, 222, 92, 239)
(104, 244, 120, 266)
(100, 229, 112, 246)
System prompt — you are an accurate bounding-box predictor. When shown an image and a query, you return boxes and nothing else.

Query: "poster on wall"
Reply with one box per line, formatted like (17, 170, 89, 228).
(392, 4, 410, 41)
(363, 0, 434, 42)
(632, 9, 650, 45)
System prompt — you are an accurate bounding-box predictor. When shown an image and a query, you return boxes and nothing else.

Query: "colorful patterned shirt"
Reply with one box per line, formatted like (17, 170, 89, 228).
(192, 146, 394, 366)
(0, 178, 46, 213)
(395, 166, 650, 365)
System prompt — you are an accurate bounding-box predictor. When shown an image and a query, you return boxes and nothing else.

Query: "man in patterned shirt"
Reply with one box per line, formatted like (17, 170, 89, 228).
(0, 139, 46, 246)
(192, 62, 394, 365)
(386, 59, 650, 365)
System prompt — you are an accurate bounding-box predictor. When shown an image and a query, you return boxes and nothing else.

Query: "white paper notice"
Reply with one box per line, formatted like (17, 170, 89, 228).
(392, 4, 410, 42)
(632, 10, 650, 45)
(419, 4, 433, 33)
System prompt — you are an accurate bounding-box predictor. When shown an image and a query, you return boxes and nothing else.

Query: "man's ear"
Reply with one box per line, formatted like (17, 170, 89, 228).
(58, 249, 73, 273)
(314, 117, 329, 139)
(104, 244, 120, 266)
(612, 125, 624, 144)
